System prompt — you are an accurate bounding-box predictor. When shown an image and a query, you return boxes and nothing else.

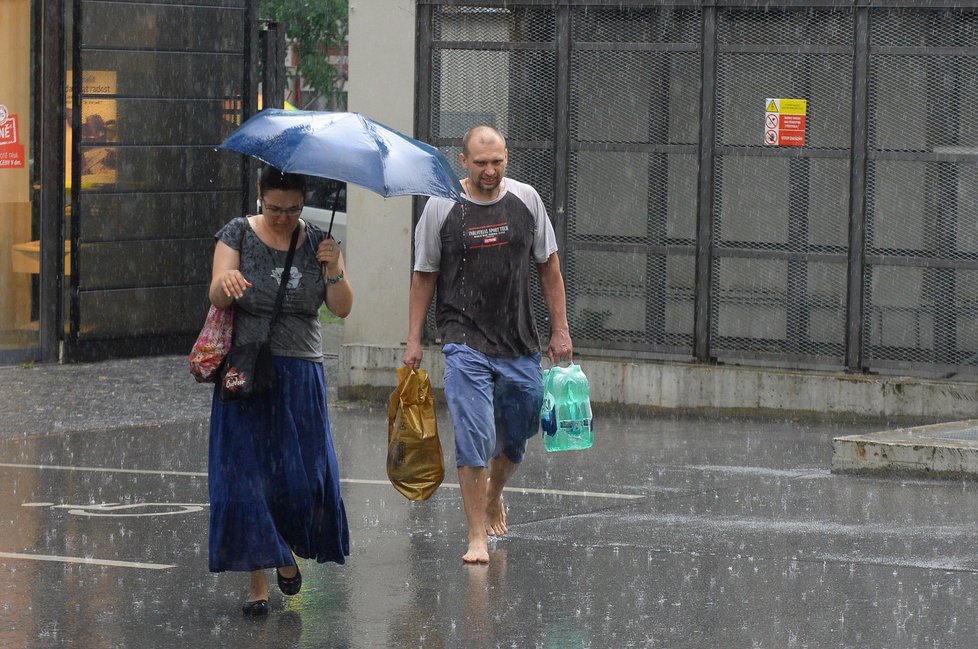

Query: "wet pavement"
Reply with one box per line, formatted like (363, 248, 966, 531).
(1, 355, 978, 648)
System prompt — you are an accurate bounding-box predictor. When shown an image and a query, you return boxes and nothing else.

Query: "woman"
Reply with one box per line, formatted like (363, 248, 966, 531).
(207, 166, 352, 616)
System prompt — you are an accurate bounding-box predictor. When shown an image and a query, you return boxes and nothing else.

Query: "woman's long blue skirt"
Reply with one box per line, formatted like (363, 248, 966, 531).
(208, 356, 350, 572)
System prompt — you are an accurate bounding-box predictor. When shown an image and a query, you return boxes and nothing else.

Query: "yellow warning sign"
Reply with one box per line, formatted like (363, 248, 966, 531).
(779, 98, 807, 115)
(766, 99, 778, 112)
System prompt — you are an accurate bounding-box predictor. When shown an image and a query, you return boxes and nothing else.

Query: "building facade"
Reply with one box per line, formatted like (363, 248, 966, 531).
(0, 0, 260, 364)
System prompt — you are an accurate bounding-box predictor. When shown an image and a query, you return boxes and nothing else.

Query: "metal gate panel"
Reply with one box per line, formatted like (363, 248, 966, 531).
(711, 6, 853, 368)
(864, 7, 978, 377)
(567, 5, 701, 357)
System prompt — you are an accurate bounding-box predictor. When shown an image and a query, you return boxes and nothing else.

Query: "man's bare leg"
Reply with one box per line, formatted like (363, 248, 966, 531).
(486, 454, 518, 536)
(458, 465, 490, 563)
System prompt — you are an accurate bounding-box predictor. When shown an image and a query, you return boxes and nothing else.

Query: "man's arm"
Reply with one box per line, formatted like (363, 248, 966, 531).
(537, 252, 573, 363)
(403, 270, 439, 369)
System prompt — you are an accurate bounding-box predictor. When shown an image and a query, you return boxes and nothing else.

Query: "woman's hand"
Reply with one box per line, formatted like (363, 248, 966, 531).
(318, 235, 352, 318)
(316, 236, 343, 278)
(218, 269, 252, 300)
(209, 241, 249, 309)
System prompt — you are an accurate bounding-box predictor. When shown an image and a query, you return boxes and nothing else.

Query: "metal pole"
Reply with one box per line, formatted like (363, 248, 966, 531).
(38, 0, 66, 362)
(845, 4, 869, 372)
(241, 0, 260, 216)
(693, 3, 717, 363)
(261, 21, 286, 110)
(554, 4, 571, 256)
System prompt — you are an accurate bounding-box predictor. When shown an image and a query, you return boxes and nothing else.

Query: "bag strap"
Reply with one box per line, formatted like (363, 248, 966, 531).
(266, 224, 301, 339)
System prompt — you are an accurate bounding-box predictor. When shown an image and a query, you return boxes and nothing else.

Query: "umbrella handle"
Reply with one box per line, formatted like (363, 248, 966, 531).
(326, 185, 341, 240)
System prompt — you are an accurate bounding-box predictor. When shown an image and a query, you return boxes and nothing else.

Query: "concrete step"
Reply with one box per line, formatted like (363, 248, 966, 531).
(832, 419, 978, 479)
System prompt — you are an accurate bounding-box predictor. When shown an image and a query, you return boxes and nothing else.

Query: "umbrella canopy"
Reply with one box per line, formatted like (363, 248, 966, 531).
(220, 109, 464, 203)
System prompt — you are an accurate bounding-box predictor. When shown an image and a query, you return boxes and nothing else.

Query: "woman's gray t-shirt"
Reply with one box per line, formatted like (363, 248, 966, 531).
(216, 217, 326, 361)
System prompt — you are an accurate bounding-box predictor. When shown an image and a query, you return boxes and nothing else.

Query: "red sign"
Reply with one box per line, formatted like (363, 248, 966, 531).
(0, 114, 25, 168)
(778, 114, 806, 146)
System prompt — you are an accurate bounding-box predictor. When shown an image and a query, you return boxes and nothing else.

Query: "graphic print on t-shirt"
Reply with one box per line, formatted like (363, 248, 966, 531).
(270, 266, 302, 290)
(465, 221, 510, 250)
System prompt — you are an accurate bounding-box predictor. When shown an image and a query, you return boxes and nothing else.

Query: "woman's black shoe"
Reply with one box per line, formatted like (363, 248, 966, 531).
(241, 599, 269, 616)
(276, 563, 302, 596)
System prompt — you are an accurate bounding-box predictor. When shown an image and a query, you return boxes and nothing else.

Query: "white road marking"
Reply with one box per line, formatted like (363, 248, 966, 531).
(0, 462, 206, 477)
(0, 551, 175, 570)
(0, 463, 644, 500)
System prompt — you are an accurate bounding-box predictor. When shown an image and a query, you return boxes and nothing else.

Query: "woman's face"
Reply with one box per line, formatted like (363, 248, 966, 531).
(260, 188, 304, 232)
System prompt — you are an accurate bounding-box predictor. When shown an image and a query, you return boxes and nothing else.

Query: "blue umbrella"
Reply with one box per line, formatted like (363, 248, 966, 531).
(220, 109, 464, 204)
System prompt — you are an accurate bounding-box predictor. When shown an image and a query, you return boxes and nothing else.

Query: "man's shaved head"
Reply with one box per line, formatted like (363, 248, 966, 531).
(462, 125, 506, 156)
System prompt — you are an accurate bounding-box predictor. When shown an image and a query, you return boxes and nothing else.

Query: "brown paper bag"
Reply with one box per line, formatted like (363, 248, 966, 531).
(387, 366, 444, 501)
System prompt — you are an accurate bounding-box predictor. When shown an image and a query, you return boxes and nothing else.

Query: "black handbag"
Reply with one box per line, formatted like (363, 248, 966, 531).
(219, 224, 300, 403)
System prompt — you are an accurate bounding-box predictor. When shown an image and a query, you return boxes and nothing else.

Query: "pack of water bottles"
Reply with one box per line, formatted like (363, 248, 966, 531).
(540, 363, 594, 452)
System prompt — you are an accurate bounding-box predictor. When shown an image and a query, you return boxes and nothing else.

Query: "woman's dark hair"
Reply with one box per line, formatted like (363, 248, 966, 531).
(258, 166, 307, 197)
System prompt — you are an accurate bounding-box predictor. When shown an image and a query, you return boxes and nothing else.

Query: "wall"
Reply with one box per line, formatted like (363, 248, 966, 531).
(343, 0, 417, 350)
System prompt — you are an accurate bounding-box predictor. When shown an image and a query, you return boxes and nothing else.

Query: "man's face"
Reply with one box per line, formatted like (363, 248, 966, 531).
(460, 136, 508, 195)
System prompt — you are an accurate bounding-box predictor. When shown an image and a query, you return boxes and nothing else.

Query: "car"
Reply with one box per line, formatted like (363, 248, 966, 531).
(301, 177, 347, 248)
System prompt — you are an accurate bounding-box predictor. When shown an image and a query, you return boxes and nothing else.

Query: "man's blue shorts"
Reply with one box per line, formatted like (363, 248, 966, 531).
(442, 343, 544, 468)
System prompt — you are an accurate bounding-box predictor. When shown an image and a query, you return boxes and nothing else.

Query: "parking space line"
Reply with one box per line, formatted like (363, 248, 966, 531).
(0, 463, 643, 500)
(0, 551, 175, 570)
(0, 462, 207, 477)
(341, 478, 644, 500)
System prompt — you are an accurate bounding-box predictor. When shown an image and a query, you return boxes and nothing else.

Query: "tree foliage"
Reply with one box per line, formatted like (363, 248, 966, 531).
(260, 0, 348, 109)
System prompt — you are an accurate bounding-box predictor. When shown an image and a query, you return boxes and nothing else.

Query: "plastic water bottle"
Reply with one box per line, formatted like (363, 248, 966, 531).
(540, 378, 557, 436)
(541, 364, 594, 452)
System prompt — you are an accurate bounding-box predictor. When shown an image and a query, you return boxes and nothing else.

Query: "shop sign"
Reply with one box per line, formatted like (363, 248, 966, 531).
(0, 105, 26, 168)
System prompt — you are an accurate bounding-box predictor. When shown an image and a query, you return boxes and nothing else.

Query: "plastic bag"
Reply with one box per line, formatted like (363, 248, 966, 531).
(387, 367, 444, 501)
(540, 363, 594, 452)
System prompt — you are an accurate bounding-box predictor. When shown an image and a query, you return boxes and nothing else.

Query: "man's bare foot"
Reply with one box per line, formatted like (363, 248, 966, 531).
(462, 537, 490, 564)
(486, 494, 507, 536)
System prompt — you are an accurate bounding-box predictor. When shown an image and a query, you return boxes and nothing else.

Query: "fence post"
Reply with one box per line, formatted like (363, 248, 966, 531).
(260, 21, 286, 110)
(694, 1, 717, 363)
(845, 3, 870, 372)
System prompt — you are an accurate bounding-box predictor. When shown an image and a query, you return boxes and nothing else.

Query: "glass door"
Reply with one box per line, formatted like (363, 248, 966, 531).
(0, 0, 39, 363)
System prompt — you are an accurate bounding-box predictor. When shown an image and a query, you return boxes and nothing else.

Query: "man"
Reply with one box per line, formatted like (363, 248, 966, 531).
(403, 125, 573, 564)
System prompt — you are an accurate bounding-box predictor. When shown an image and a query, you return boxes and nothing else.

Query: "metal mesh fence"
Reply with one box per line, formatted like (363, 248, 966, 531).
(865, 8, 978, 377)
(421, 1, 978, 380)
(712, 6, 852, 368)
(568, 5, 700, 355)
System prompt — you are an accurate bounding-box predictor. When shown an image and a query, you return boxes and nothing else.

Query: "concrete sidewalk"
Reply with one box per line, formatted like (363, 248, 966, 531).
(2, 354, 978, 648)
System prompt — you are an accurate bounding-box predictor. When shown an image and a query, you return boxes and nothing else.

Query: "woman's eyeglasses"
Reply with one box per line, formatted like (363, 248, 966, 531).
(261, 201, 303, 217)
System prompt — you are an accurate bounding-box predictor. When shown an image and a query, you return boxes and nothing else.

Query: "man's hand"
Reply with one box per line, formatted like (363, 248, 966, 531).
(548, 328, 573, 364)
(403, 339, 424, 370)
